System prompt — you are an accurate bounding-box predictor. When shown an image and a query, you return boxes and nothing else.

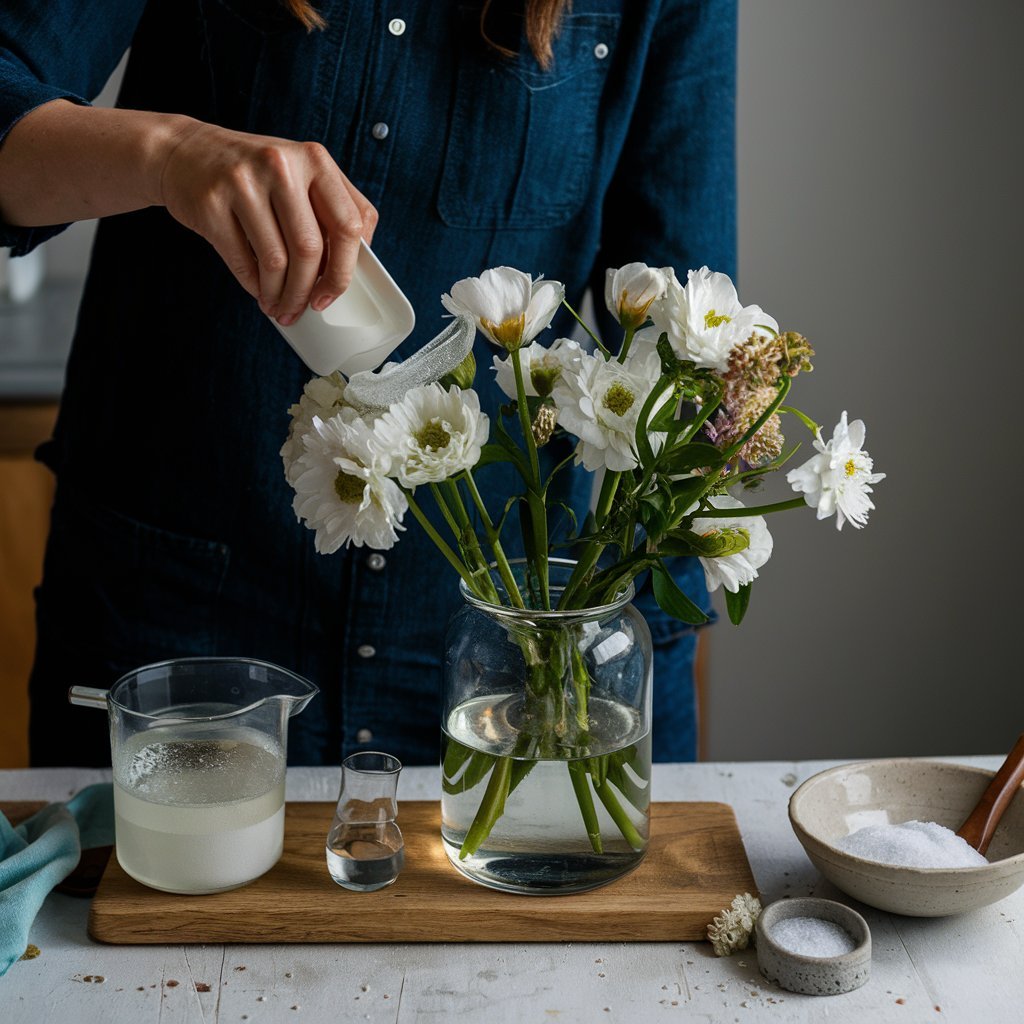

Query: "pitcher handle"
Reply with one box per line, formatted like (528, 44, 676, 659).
(68, 686, 110, 709)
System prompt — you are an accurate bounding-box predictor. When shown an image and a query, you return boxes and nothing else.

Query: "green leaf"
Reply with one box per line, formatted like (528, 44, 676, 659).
(725, 583, 752, 625)
(652, 561, 709, 625)
(660, 442, 724, 475)
(474, 443, 519, 470)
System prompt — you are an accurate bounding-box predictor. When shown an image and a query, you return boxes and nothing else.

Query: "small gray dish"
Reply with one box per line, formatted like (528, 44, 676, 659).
(756, 897, 871, 996)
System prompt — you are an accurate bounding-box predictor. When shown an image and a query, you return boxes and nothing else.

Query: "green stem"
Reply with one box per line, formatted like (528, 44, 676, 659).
(557, 470, 621, 610)
(561, 298, 610, 357)
(617, 325, 636, 364)
(779, 404, 821, 435)
(512, 354, 550, 609)
(569, 761, 604, 854)
(459, 756, 513, 859)
(403, 489, 478, 593)
(593, 777, 645, 851)
(429, 482, 462, 541)
(437, 481, 500, 604)
(694, 496, 807, 518)
(463, 469, 525, 609)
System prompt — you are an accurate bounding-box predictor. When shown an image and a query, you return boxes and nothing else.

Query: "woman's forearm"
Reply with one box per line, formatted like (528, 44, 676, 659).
(0, 99, 195, 227)
(0, 99, 378, 324)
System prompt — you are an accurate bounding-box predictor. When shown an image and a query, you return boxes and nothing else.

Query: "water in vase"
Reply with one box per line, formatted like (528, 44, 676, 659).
(441, 693, 651, 893)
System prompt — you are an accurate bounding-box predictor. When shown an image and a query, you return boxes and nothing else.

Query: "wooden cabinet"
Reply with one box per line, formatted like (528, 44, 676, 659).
(0, 402, 56, 768)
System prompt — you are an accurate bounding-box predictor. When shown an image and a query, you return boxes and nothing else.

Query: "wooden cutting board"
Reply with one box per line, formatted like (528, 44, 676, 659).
(88, 801, 756, 943)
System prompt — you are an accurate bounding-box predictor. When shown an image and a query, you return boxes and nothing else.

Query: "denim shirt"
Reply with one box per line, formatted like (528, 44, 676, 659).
(0, 0, 736, 766)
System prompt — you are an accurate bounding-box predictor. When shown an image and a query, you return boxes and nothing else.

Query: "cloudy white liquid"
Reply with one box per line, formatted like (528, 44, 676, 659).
(113, 726, 285, 894)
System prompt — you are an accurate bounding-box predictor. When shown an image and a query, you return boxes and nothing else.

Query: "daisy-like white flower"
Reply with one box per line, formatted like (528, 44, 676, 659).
(786, 411, 885, 530)
(650, 267, 779, 372)
(492, 337, 583, 400)
(605, 262, 671, 329)
(689, 495, 774, 593)
(280, 372, 349, 485)
(290, 414, 407, 553)
(707, 893, 763, 957)
(552, 341, 667, 472)
(369, 383, 489, 487)
(441, 267, 564, 352)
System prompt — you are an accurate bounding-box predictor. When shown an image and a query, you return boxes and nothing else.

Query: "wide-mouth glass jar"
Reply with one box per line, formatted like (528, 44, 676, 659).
(441, 559, 653, 894)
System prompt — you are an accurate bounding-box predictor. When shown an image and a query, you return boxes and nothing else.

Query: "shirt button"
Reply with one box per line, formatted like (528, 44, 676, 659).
(357, 644, 377, 659)
(356, 728, 374, 743)
(371, 122, 389, 141)
(388, 18, 406, 36)
(594, 42, 609, 59)
(367, 553, 386, 571)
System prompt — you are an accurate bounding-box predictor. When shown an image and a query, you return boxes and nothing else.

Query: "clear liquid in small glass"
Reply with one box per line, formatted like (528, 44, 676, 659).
(326, 825, 405, 891)
(325, 751, 404, 892)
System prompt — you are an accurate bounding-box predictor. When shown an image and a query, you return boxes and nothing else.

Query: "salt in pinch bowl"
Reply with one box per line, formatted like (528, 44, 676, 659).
(789, 759, 1024, 917)
(756, 896, 871, 996)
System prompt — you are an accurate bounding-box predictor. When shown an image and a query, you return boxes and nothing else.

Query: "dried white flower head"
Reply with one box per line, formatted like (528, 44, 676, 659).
(707, 893, 763, 957)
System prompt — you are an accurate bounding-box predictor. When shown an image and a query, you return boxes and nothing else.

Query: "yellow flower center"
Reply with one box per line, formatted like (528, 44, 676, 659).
(334, 470, 366, 505)
(704, 309, 733, 329)
(844, 458, 857, 477)
(603, 381, 636, 417)
(415, 418, 452, 451)
(480, 313, 526, 352)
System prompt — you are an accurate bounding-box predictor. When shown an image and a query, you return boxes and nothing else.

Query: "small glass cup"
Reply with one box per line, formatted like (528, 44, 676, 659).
(326, 751, 404, 891)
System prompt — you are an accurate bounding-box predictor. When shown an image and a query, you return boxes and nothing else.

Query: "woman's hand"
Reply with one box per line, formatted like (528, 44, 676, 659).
(160, 120, 378, 325)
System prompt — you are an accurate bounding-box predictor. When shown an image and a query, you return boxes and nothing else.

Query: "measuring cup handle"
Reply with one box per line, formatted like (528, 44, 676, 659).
(68, 686, 110, 709)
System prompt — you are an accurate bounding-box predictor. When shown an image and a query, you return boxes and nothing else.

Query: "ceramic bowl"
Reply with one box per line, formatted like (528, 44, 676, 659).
(756, 897, 871, 996)
(789, 760, 1024, 917)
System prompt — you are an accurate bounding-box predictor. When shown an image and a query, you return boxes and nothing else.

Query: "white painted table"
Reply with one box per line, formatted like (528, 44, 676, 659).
(2, 759, 1019, 1023)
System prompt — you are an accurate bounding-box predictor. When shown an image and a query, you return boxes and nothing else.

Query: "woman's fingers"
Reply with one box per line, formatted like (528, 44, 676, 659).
(307, 177, 368, 313)
(207, 213, 260, 300)
(161, 126, 380, 321)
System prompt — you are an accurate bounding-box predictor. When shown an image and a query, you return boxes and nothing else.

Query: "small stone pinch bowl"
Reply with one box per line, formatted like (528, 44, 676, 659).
(789, 759, 1024, 917)
(756, 897, 871, 996)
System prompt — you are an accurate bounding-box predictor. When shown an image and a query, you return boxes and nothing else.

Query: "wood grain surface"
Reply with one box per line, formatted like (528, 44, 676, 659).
(89, 800, 756, 944)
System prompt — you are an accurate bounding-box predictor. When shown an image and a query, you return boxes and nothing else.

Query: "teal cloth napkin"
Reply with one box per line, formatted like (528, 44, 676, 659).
(0, 783, 113, 977)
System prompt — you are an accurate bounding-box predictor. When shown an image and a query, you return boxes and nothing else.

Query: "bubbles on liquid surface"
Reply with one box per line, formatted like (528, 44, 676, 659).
(118, 727, 282, 805)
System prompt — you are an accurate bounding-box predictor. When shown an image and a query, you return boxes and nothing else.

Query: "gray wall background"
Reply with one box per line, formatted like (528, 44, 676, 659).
(707, 0, 1024, 759)
(36, 3, 1024, 760)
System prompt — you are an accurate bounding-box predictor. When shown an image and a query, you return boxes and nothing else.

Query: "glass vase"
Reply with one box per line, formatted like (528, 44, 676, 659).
(441, 559, 653, 894)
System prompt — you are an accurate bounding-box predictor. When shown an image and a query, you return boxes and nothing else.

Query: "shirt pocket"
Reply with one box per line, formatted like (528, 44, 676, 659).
(438, 9, 621, 230)
(37, 486, 231, 675)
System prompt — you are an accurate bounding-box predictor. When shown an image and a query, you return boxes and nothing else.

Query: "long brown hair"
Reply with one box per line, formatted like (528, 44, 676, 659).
(282, 1, 571, 70)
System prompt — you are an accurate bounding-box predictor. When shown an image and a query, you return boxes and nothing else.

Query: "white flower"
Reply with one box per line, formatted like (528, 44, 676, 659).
(290, 414, 407, 553)
(442, 267, 564, 352)
(707, 893, 763, 957)
(552, 341, 667, 472)
(492, 337, 584, 400)
(689, 495, 773, 593)
(369, 383, 489, 487)
(605, 262, 671, 329)
(786, 412, 885, 530)
(650, 267, 779, 372)
(281, 372, 349, 485)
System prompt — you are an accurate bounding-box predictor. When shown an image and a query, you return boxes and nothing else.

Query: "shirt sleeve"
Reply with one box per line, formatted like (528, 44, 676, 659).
(0, 0, 148, 254)
(591, 0, 738, 326)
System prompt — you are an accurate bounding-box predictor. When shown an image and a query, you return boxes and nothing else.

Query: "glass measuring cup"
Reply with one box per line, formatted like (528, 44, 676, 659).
(69, 657, 317, 894)
(326, 752, 404, 891)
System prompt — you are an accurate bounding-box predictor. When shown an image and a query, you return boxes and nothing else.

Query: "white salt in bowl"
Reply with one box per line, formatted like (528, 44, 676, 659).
(789, 760, 1024, 917)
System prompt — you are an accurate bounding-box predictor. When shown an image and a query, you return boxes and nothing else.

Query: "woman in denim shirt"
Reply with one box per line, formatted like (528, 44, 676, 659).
(0, 0, 735, 767)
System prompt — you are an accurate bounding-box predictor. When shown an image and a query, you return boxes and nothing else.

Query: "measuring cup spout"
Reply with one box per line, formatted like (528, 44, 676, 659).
(68, 686, 110, 709)
(277, 681, 319, 718)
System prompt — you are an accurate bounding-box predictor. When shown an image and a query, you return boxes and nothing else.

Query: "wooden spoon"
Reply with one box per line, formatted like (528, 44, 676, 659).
(956, 733, 1024, 855)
